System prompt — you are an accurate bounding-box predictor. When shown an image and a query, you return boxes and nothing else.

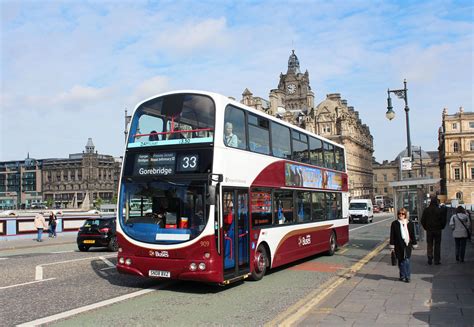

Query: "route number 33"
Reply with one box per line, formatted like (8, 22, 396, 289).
(178, 154, 199, 172)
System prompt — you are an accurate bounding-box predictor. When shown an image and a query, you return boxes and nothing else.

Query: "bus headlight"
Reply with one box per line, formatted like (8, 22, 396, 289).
(119, 257, 125, 264)
(198, 263, 206, 271)
(118, 247, 123, 253)
(189, 263, 197, 271)
(125, 258, 132, 266)
(204, 252, 210, 259)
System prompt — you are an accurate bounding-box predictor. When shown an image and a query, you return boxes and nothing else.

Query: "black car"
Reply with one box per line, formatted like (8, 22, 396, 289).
(77, 217, 118, 252)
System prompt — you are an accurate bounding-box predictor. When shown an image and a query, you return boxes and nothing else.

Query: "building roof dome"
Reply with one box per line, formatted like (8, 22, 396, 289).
(396, 146, 432, 161)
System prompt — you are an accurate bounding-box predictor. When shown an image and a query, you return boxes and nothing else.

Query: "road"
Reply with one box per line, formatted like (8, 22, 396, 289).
(0, 213, 394, 326)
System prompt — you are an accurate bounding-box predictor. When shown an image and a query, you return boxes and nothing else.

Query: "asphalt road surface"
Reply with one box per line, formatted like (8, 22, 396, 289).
(0, 213, 394, 326)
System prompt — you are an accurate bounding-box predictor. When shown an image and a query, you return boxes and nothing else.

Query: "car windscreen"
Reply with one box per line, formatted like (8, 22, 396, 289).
(349, 203, 367, 210)
(83, 219, 113, 228)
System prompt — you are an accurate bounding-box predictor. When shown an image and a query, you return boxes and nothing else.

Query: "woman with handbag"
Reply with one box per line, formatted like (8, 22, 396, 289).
(390, 208, 418, 282)
(449, 206, 471, 263)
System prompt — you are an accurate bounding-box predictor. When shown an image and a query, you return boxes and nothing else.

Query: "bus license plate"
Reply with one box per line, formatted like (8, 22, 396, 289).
(83, 240, 95, 244)
(149, 270, 171, 278)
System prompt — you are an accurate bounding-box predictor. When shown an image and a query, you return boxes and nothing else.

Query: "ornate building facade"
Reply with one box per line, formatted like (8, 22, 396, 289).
(438, 107, 474, 204)
(42, 138, 122, 209)
(241, 50, 374, 199)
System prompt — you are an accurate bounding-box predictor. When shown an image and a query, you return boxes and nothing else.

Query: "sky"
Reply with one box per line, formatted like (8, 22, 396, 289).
(1, 0, 473, 163)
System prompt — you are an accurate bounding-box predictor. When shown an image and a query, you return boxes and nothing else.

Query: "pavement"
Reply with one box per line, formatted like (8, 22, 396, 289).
(0, 232, 77, 251)
(297, 226, 474, 326)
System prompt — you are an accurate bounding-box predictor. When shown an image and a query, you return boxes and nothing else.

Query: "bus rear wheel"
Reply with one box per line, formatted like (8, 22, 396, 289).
(250, 245, 268, 281)
(327, 231, 337, 256)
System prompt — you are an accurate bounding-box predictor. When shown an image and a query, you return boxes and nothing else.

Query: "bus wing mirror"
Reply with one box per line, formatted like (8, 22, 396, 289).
(207, 185, 216, 206)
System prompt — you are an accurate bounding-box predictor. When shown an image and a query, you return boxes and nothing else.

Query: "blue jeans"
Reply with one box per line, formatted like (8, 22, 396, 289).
(399, 258, 411, 279)
(37, 228, 43, 241)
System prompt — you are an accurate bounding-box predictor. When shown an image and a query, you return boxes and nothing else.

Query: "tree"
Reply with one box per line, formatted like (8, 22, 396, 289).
(94, 197, 103, 209)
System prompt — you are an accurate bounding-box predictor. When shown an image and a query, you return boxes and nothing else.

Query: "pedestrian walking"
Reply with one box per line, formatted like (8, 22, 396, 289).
(34, 213, 48, 242)
(48, 211, 57, 238)
(390, 208, 418, 283)
(449, 206, 471, 263)
(421, 195, 447, 265)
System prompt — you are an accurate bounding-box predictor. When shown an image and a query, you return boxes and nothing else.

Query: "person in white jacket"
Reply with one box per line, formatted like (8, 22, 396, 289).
(34, 213, 48, 242)
(449, 206, 471, 263)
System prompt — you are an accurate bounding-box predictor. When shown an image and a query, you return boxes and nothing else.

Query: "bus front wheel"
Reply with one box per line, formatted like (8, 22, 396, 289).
(250, 245, 268, 281)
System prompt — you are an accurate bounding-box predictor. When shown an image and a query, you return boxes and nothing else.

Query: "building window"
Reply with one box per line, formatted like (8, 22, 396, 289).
(456, 192, 463, 200)
(471, 168, 474, 179)
(373, 174, 377, 182)
(453, 142, 459, 152)
(384, 187, 388, 193)
(469, 122, 474, 129)
(470, 141, 474, 151)
(452, 123, 457, 129)
(429, 186, 434, 192)
(454, 168, 460, 180)
(383, 174, 387, 182)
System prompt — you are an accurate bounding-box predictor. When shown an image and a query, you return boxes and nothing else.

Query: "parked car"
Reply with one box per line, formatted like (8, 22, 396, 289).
(77, 217, 118, 252)
(373, 205, 381, 213)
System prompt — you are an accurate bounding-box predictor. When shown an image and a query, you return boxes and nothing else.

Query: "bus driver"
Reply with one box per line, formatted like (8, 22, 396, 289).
(224, 122, 238, 147)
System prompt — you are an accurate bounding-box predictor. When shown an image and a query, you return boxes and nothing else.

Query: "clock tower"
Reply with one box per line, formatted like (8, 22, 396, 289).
(268, 50, 314, 116)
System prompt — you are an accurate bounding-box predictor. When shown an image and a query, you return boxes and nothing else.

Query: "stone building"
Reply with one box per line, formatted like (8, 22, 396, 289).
(438, 107, 474, 204)
(373, 147, 441, 201)
(0, 155, 43, 209)
(241, 50, 374, 199)
(42, 138, 122, 209)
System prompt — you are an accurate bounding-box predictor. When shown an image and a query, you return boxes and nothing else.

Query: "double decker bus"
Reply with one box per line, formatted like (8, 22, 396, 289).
(116, 90, 349, 284)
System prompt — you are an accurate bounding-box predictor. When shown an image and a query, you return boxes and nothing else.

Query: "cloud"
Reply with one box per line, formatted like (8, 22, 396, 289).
(128, 76, 170, 109)
(158, 17, 230, 53)
(52, 85, 113, 110)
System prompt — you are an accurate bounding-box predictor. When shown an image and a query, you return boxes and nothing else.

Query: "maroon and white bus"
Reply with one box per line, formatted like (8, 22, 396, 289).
(116, 90, 349, 285)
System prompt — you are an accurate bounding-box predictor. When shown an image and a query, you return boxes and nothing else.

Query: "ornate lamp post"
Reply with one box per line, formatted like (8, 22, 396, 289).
(386, 79, 412, 159)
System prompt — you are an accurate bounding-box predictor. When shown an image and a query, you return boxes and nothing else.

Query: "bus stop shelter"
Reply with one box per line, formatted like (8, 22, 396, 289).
(389, 178, 441, 226)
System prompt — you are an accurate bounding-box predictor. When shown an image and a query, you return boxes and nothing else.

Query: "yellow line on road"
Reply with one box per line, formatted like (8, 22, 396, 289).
(265, 238, 389, 327)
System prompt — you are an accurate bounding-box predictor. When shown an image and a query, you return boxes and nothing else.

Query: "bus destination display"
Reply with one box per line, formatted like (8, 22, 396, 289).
(134, 152, 200, 176)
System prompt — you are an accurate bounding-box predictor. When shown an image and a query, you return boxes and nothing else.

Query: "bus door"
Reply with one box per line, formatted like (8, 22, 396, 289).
(223, 188, 250, 278)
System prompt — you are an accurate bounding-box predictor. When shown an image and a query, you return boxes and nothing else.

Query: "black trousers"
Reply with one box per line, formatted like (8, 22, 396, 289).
(426, 230, 442, 263)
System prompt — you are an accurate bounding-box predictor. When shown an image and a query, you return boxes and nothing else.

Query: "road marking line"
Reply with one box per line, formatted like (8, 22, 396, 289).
(266, 238, 390, 327)
(99, 256, 115, 267)
(35, 254, 116, 281)
(100, 266, 116, 271)
(338, 248, 348, 254)
(17, 283, 173, 326)
(35, 266, 43, 281)
(0, 258, 8, 260)
(349, 216, 393, 231)
(0, 278, 56, 290)
(51, 250, 74, 254)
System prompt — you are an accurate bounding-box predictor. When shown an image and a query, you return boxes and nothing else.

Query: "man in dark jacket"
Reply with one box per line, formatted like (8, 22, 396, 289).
(421, 195, 447, 265)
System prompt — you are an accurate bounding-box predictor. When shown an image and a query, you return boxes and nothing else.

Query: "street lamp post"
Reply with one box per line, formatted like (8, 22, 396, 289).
(386, 79, 412, 176)
(386, 79, 412, 157)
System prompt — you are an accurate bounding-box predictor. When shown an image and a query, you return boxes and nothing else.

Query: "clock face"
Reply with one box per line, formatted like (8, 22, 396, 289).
(287, 83, 296, 94)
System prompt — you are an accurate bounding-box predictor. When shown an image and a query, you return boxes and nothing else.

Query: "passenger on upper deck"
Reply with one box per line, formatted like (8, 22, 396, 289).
(224, 122, 238, 147)
(149, 130, 159, 141)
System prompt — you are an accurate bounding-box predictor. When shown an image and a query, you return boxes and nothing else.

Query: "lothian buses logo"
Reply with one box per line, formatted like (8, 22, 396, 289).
(298, 235, 311, 247)
(149, 250, 169, 257)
